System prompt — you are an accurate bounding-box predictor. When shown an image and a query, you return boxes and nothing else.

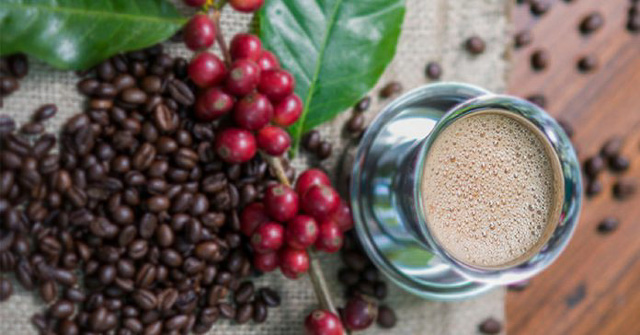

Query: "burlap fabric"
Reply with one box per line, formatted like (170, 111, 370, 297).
(0, 0, 510, 333)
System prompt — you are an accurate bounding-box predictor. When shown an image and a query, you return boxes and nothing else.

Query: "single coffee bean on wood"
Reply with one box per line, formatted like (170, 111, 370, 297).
(597, 217, 619, 234)
(479, 317, 502, 334)
(465, 36, 486, 54)
(424, 62, 442, 80)
(580, 12, 605, 34)
(577, 55, 598, 72)
(531, 50, 549, 70)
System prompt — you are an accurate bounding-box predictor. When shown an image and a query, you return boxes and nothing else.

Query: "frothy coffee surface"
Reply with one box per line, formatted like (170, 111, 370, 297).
(421, 110, 563, 268)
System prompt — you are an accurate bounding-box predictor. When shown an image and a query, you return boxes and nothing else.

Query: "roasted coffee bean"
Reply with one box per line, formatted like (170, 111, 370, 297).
(253, 299, 268, 323)
(316, 141, 332, 160)
(50, 299, 75, 319)
(65, 287, 87, 303)
(613, 179, 636, 200)
(153, 105, 177, 133)
(258, 288, 281, 307)
(235, 303, 253, 324)
(167, 79, 195, 106)
(218, 303, 236, 319)
(529, 0, 550, 16)
(531, 50, 549, 70)
(479, 317, 502, 334)
(141, 76, 163, 94)
(0, 77, 19, 95)
(16, 259, 35, 290)
(377, 305, 397, 328)
(584, 156, 605, 177)
(347, 113, 365, 133)
(34, 134, 57, 159)
(95, 83, 118, 99)
(78, 78, 100, 96)
(465, 36, 486, 54)
(379, 81, 402, 98)
(174, 147, 199, 169)
(161, 249, 183, 267)
(355, 96, 371, 112)
(21, 121, 44, 135)
(609, 156, 630, 172)
(514, 30, 532, 48)
(234, 282, 255, 304)
(133, 289, 158, 310)
(7, 54, 28, 78)
(58, 319, 79, 335)
(302, 130, 321, 151)
(580, 12, 604, 34)
(112, 73, 136, 91)
(121, 87, 147, 105)
(129, 239, 149, 259)
(0, 114, 16, 135)
(0, 277, 13, 301)
(577, 55, 598, 72)
(425, 61, 442, 80)
(598, 217, 619, 233)
(31, 313, 47, 332)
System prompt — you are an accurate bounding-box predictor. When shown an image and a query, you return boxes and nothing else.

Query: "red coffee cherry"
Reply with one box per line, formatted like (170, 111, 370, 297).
(301, 185, 339, 219)
(251, 222, 284, 254)
(314, 219, 343, 253)
(195, 87, 234, 121)
(225, 59, 261, 96)
(253, 251, 279, 273)
(272, 94, 302, 127)
(233, 92, 273, 131)
(258, 69, 295, 102)
(240, 202, 270, 236)
(229, 0, 265, 13)
(304, 309, 345, 335)
(343, 295, 378, 331)
(323, 199, 353, 232)
(264, 184, 299, 222)
(256, 50, 280, 72)
(214, 128, 257, 164)
(230, 33, 263, 61)
(285, 215, 319, 249)
(183, 0, 206, 7)
(183, 14, 216, 51)
(257, 126, 291, 156)
(295, 169, 331, 196)
(188, 52, 227, 87)
(279, 247, 310, 279)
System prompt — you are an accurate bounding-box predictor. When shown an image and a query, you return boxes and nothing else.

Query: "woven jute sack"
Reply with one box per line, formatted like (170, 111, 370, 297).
(0, 0, 510, 333)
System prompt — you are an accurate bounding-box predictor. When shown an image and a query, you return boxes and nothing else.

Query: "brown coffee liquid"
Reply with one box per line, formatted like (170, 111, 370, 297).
(420, 110, 564, 269)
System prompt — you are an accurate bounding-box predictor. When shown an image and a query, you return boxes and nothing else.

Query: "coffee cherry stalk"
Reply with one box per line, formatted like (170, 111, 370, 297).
(182, 1, 351, 333)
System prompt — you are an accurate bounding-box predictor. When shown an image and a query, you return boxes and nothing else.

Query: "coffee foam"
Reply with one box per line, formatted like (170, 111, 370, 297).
(421, 110, 563, 269)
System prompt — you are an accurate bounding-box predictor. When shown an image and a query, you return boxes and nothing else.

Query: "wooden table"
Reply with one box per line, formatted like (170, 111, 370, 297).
(507, 0, 640, 334)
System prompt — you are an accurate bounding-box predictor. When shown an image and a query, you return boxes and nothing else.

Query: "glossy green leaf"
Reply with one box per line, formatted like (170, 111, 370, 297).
(259, 0, 405, 153)
(0, 0, 186, 70)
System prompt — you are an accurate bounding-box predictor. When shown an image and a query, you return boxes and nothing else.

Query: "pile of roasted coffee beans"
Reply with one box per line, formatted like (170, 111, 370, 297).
(302, 130, 333, 160)
(0, 54, 29, 107)
(0, 40, 300, 333)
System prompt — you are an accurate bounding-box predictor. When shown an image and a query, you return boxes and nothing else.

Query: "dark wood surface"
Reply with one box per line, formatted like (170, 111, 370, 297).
(507, 0, 640, 334)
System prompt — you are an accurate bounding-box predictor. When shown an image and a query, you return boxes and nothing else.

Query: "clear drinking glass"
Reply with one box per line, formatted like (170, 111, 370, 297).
(350, 82, 582, 300)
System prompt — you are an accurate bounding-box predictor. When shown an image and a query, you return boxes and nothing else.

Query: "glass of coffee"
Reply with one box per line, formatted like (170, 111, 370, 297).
(350, 83, 582, 300)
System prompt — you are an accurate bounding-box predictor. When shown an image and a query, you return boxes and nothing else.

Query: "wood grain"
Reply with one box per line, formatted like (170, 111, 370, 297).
(507, 0, 640, 334)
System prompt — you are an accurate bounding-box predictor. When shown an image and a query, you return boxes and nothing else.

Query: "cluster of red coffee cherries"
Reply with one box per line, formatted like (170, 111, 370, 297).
(240, 169, 353, 279)
(182, 0, 301, 164)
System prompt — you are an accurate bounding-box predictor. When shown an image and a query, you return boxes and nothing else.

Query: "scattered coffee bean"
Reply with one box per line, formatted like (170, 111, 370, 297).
(597, 217, 619, 234)
(379, 81, 402, 98)
(609, 156, 630, 172)
(302, 130, 321, 151)
(530, 0, 550, 16)
(253, 299, 268, 323)
(316, 141, 332, 160)
(425, 62, 442, 80)
(613, 178, 636, 200)
(355, 96, 371, 112)
(577, 55, 598, 72)
(531, 50, 549, 70)
(346, 114, 365, 134)
(479, 317, 502, 334)
(514, 30, 533, 48)
(584, 156, 605, 177)
(580, 12, 604, 34)
(377, 305, 397, 328)
(33, 104, 58, 122)
(258, 288, 281, 307)
(0, 277, 12, 301)
(465, 36, 486, 54)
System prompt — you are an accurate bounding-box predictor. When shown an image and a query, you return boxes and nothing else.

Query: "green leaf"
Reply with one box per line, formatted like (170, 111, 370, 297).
(259, 0, 405, 153)
(0, 0, 186, 70)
